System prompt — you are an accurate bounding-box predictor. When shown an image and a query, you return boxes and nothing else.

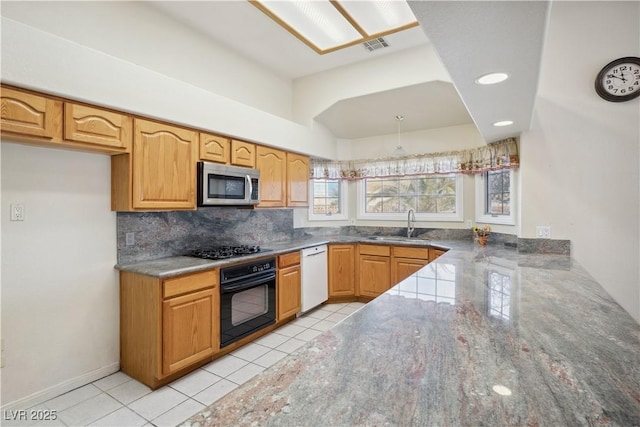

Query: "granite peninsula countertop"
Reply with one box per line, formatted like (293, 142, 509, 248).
(178, 242, 640, 427)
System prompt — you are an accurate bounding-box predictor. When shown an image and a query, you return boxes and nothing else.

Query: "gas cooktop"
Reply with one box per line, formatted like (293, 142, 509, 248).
(188, 245, 270, 260)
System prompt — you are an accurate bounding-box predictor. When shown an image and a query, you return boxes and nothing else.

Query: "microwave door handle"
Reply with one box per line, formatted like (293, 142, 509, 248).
(246, 175, 252, 202)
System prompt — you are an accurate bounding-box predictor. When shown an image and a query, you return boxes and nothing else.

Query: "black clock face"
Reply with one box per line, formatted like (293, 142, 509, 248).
(595, 57, 640, 102)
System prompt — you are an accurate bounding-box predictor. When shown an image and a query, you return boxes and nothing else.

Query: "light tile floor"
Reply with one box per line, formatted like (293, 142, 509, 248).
(4, 302, 365, 427)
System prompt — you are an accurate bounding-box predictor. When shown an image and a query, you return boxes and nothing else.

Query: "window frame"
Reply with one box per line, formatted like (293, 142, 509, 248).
(308, 178, 349, 221)
(356, 174, 464, 222)
(475, 168, 517, 225)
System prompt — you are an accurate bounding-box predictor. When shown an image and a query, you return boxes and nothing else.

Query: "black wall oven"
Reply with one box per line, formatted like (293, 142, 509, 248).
(219, 257, 276, 348)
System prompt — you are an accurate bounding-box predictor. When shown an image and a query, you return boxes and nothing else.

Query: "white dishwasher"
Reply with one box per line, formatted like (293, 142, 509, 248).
(300, 245, 328, 312)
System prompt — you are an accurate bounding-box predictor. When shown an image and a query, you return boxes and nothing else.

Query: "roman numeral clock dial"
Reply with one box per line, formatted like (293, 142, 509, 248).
(595, 56, 640, 102)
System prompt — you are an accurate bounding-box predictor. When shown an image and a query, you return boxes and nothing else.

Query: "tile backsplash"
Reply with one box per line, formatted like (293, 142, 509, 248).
(117, 208, 305, 264)
(117, 208, 569, 265)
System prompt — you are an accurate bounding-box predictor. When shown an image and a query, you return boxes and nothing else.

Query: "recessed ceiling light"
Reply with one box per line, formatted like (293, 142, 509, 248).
(492, 385, 512, 396)
(475, 72, 509, 85)
(493, 120, 514, 127)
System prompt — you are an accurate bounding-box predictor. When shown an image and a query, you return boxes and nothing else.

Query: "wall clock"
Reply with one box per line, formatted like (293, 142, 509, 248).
(594, 56, 640, 102)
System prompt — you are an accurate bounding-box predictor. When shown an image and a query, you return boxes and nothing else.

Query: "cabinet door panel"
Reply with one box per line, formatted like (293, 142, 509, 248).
(1, 87, 62, 139)
(329, 245, 355, 297)
(256, 146, 286, 207)
(358, 255, 391, 298)
(393, 258, 428, 283)
(278, 265, 301, 320)
(287, 153, 309, 207)
(200, 133, 230, 164)
(64, 103, 131, 151)
(162, 289, 216, 375)
(231, 140, 255, 167)
(133, 119, 197, 209)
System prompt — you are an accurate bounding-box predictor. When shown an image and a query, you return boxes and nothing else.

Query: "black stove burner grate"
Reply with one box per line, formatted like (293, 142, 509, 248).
(189, 245, 263, 260)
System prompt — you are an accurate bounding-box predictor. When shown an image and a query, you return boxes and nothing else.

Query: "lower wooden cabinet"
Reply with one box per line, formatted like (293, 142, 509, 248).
(358, 245, 392, 298)
(120, 269, 218, 388)
(357, 244, 437, 299)
(392, 246, 429, 283)
(277, 251, 301, 320)
(328, 244, 356, 297)
(163, 288, 216, 375)
(430, 247, 447, 260)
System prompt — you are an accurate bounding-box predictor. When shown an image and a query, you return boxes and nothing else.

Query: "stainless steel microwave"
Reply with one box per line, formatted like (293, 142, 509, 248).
(197, 162, 260, 206)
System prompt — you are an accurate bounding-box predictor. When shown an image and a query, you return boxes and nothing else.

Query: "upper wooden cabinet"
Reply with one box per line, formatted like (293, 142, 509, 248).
(112, 119, 197, 211)
(1, 86, 62, 140)
(231, 139, 256, 167)
(200, 132, 230, 164)
(286, 153, 310, 207)
(64, 103, 131, 153)
(256, 145, 287, 208)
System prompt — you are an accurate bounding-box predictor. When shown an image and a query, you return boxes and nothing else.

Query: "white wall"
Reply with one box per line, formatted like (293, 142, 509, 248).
(293, 44, 451, 127)
(339, 124, 484, 160)
(1, 142, 119, 409)
(1, 1, 293, 120)
(520, 1, 640, 321)
(0, 17, 336, 160)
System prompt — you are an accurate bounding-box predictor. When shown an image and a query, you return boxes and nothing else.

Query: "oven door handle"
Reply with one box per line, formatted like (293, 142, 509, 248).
(220, 272, 276, 294)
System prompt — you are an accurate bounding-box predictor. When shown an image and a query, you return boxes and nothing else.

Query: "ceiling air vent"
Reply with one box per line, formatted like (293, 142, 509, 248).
(363, 37, 389, 52)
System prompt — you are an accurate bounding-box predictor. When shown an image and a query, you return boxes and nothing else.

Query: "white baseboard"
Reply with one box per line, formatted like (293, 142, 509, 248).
(1, 362, 120, 412)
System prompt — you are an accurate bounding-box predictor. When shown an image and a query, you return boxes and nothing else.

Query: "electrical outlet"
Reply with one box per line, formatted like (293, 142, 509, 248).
(125, 232, 135, 246)
(10, 204, 25, 221)
(536, 226, 551, 239)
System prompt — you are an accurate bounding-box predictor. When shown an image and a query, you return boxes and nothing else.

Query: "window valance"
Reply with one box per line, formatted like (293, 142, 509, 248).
(311, 138, 519, 180)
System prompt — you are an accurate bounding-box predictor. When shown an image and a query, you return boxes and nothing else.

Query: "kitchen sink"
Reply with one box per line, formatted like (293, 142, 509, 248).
(366, 236, 423, 242)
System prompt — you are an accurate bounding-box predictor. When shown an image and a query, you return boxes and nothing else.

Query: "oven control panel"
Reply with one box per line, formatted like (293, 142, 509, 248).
(220, 257, 276, 284)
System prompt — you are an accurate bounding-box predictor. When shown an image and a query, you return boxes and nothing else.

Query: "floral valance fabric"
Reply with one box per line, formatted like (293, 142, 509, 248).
(310, 138, 519, 180)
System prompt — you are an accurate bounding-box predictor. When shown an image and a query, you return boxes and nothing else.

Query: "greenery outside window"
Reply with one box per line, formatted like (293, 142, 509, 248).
(308, 179, 348, 221)
(475, 169, 516, 225)
(357, 174, 463, 221)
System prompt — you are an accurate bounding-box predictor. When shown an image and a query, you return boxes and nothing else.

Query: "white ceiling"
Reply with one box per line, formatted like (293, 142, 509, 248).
(150, 1, 550, 143)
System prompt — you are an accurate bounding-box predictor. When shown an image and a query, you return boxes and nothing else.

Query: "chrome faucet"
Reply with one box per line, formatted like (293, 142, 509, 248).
(407, 208, 416, 238)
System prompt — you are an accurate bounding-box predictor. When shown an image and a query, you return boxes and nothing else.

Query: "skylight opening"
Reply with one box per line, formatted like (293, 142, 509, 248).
(250, 0, 419, 55)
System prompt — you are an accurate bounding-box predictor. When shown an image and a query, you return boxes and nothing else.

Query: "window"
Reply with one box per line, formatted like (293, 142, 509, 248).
(475, 169, 516, 225)
(487, 270, 511, 321)
(389, 263, 457, 305)
(308, 179, 348, 221)
(358, 174, 462, 221)
(486, 169, 510, 215)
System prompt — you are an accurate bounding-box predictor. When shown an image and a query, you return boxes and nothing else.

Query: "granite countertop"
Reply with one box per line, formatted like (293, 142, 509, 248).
(181, 242, 640, 426)
(114, 235, 451, 278)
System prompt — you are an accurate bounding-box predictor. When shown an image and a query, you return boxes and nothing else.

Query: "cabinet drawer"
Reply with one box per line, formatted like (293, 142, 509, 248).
(163, 270, 218, 299)
(393, 246, 429, 260)
(359, 244, 391, 257)
(279, 251, 301, 268)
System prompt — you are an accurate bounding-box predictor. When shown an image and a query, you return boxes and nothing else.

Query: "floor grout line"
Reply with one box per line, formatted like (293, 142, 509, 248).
(13, 303, 365, 427)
